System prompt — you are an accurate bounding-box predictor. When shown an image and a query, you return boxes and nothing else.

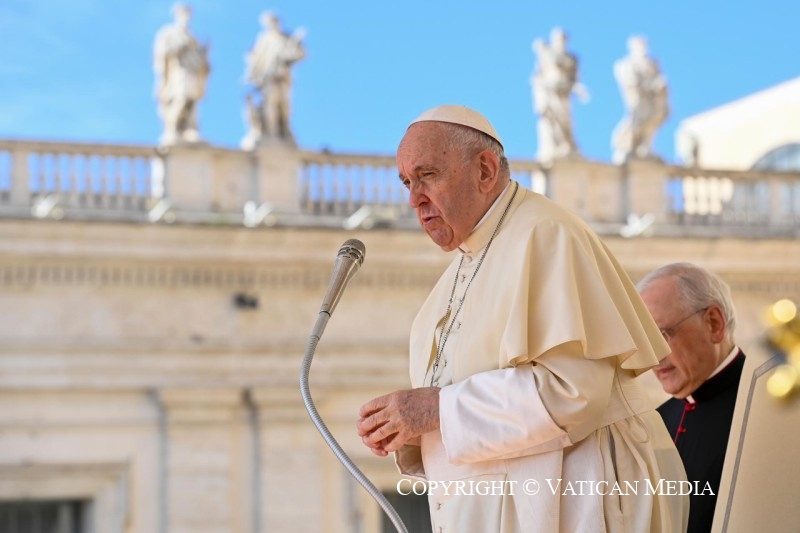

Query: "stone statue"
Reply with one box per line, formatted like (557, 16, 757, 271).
(677, 130, 700, 167)
(241, 12, 306, 149)
(611, 36, 669, 163)
(153, 3, 210, 146)
(531, 27, 589, 163)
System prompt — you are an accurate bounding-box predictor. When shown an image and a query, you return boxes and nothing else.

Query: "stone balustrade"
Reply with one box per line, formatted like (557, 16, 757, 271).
(1, 139, 798, 237)
(663, 164, 800, 236)
(0, 139, 159, 220)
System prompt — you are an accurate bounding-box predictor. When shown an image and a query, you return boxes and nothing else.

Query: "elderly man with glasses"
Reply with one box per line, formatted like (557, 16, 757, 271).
(638, 262, 746, 533)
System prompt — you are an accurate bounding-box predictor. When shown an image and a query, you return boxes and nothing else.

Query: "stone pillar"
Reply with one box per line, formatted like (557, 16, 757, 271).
(10, 146, 30, 208)
(546, 158, 626, 223)
(250, 386, 326, 532)
(254, 143, 302, 215)
(160, 144, 216, 213)
(545, 158, 583, 216)
(158, 388, 250, 533)
(625, 158, 670, 222)
(585, 162, 626, 223)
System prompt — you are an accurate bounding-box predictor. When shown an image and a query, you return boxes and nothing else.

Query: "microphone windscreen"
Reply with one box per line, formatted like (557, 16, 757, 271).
(338, 239, 366, 265)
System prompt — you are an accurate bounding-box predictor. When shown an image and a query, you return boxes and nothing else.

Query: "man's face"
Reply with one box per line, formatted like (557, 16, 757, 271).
(640, 276, 720, 398)
(397, 122, 487, 251)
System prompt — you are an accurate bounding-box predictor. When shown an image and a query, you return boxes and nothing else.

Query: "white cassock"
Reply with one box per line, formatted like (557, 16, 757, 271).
(396, 182, 689, 532)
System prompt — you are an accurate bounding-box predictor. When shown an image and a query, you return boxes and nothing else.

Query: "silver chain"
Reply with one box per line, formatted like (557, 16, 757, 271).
(429, 182, 520, 387)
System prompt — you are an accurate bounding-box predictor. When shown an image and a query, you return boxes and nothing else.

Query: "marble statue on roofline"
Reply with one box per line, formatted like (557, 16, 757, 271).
(153, 3, 211, 146)
(241, 11, 307, 150)
(531, 27, 590, 164)
(611, 35, 669, 163)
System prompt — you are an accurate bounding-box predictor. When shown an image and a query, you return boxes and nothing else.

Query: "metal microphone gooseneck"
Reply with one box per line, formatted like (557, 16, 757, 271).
(299, 239, 409, 533)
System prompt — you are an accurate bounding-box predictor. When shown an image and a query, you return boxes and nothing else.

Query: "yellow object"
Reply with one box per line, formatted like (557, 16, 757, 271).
(764, 299, 800, 399)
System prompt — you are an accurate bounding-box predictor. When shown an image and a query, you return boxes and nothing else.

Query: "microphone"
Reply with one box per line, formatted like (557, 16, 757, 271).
(319, 238, 366, 316)
(300, 239, 409, 532)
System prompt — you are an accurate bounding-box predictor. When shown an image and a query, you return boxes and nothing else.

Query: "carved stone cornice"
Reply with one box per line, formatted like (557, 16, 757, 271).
(0, 258, 440, 292)
(157, 387, 245, 424)
(0, 462, 130, 506)
(0, 346, 412, 392)
(3, 256, 797, 299)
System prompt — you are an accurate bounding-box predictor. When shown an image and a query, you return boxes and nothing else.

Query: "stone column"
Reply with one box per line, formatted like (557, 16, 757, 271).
(250, 385, 326, 532)
(157, 388, 250, 533)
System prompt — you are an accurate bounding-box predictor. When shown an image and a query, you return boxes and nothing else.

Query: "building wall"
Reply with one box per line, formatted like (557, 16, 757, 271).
(675, 77, 800, 169)
(0, 212, 799, 532)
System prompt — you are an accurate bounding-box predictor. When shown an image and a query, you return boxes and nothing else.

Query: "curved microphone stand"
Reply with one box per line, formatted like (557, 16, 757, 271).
(300, 239, 409, 533)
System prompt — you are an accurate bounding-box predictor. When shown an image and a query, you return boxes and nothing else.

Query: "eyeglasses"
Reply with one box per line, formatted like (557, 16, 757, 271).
(659, 307, 709, 342)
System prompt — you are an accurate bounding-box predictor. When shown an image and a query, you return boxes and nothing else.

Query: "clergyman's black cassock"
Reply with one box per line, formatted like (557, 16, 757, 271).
(657, 351, 745, 533)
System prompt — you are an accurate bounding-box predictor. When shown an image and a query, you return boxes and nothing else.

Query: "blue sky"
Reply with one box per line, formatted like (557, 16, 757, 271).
(1, 0, 798, 162)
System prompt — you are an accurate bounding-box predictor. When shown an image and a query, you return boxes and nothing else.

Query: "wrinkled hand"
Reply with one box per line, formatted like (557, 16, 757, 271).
(357, 388, 440, 456)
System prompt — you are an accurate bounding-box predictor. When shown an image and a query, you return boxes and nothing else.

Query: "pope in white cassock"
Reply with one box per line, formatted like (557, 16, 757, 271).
(357, 105, 689, 532)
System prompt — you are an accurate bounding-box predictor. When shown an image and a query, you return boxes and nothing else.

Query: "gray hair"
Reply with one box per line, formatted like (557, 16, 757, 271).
(637, 262, 737, 340)
(443, 123, 510, 179)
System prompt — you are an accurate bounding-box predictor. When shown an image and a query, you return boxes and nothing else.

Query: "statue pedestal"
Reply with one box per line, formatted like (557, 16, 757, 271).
(253, 142, 302, 216)
(547, 157, 626, 224)
(160, 143, 216, 214)
(624, 157, 669, 224)
(159, 142, 260, 221)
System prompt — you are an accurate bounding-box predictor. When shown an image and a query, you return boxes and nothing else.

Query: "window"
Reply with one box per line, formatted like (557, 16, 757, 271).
(0, 500, 85, 533)
(751, 143, 800, 171)
(381, 491, 432, 533)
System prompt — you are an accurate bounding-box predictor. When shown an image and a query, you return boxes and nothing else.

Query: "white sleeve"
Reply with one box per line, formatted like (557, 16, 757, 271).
(438, 341, 616, 464)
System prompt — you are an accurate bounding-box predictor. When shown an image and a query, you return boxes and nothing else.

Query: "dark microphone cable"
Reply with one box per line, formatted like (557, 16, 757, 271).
(300, 238, 409, 533)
